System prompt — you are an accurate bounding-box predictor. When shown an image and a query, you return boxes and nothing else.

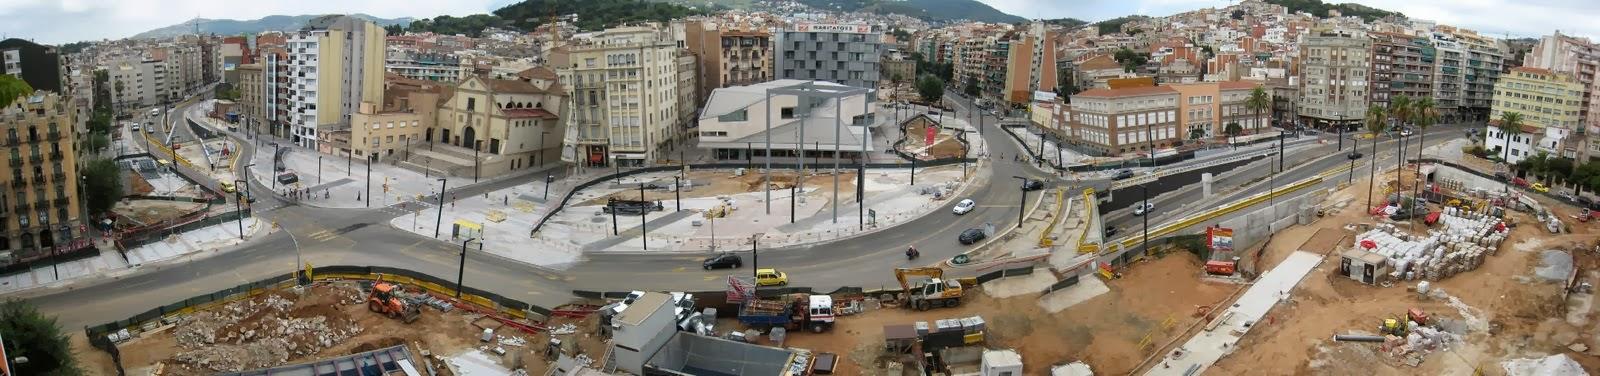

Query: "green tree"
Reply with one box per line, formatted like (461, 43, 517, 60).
(1388, 95, 1411, 191)
(1410, 97, 1437, 195)
(0, 299, 81, 375)
(1224, 122, 1243, 149)
(916, 75, 945, 103)
(1188, 127, 1206, 143)
(1496, 112, 1524, 167)
(1572, 162, 1600, 195)
(1245, 86, 1270, 132)
(1547, 157, 1574, 187)
(82, 159, 124, 215)
(86, 132, 110, 152)
(0, 75, 34, 108)
(87, 109, 112, 134)
(383, 24, 404, 35)
(963, 81, 980, 97)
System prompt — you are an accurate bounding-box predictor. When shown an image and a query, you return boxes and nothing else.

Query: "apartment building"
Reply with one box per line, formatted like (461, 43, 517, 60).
(1446, 27, 1506, 121)
(1525, 32, 1600, 160)
(282, 15, 386, 151)
(0, 39, 64, 93)
(0, 93, 87, 258)
(1297, 25, 1371, 128)
(237, 63, 265, 136)
(385, 49, 465, 82)
(683, 20, 773, 104)
(1484, 67, 1584, 163)
(562, 24, 681, 167)
(1172, 82, 1270, 140)
(1368, 32, 1435, 110)
(105, 58, 172, 110)
(675, 51, 698, 149)
(776, 23, 882, 90)
(1067, 86, 1181, 155)
(1001, 22, 1060, 106)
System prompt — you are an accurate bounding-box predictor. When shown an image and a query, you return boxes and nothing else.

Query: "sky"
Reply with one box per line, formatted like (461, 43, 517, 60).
(0, 0, 1594, 45)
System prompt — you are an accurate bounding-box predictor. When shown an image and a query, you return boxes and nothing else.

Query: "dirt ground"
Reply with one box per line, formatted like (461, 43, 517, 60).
(898, 118, 968, 160)
(111, 199, 207, 228)
(1210, 166, 1600, 375)
(581, 170, 861, 206)
(85, 282, 589, 376)
(765, 251, 1233, 375)
(128, 172, 156, 195)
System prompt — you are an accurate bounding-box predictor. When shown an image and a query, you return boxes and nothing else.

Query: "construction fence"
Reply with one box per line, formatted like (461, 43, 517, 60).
(113, 209, 253, 251)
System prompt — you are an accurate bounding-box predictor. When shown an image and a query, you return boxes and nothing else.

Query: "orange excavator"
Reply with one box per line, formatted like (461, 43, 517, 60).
(367, 282, 422, 323)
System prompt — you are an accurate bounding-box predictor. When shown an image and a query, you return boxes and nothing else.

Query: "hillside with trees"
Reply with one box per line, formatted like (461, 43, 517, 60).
(496, 0, 705, 32)
(1265, 0, 1404, 22)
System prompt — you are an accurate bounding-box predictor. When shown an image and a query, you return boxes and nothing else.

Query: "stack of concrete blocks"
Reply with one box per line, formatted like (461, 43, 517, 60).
(1356, 208, 1506, 282)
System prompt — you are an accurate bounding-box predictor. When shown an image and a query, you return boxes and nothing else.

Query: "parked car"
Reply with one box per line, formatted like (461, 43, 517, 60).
(754, 268, 788, 286)
(958, 228, 987, 245)
(1512, 177, 1529, 187)
(1132, 202, 1155, 216)
(1114, 169, 1135, 180)
(1103, 226, 1119, 237)
(952, 199, 976, 215)
(1021, 179, 1045, 191)
(702, 253, 742, 270)
(1532, 182, 1550, 193)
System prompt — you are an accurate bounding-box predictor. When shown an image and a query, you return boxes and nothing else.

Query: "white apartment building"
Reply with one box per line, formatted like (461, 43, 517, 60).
(561, 24, 681, 167)
(1297, 25, 1370, 128)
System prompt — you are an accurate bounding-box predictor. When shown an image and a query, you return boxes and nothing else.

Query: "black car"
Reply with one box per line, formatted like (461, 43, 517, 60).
(958, 228, 987, 245)
(1021, 179, 1045, 191)
(276, 172, 299, 185)
(702, 253, 742, 270)
(1347, 152, 1363, 160)
(1114, 169, 1135, 180)
(1104, 226, 1119, 237)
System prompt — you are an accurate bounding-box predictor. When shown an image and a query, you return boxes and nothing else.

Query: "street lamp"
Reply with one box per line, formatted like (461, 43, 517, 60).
(639, 182, 648, 250)
(433, 178, 447, 238)
(455, 237, 481, 299)
(1010, 176, 1030, 225)
(317, 155, 322, 185)
(233, 187, 245, 240)
(539, 131, 549, 168)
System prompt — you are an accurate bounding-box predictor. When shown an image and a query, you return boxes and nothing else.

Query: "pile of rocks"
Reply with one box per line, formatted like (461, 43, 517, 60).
(168, 292, 363, 372)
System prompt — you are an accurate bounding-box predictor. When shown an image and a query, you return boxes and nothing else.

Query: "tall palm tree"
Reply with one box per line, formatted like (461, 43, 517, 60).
(1497, 111, 1525, 194)
(1245, 86, 1271, 133)
(1388, 95, 1412, 194)
(1411, 98, 1437, 196)
(1365, 104, 1387, 209)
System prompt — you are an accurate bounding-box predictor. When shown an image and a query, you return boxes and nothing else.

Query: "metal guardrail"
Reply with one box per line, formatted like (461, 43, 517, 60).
(1109, 150, 1278, 190)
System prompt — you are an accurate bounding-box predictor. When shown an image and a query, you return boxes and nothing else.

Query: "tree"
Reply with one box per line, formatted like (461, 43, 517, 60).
(1547, 156, 1574, 187)
(1497, 112, 1525, 167)
(1410, 97, 1437, 195)
(1224, 122, 1243, 149)
(1113, 47, 1148, 68)
(1572, 161, 1600, 195)
(88, 109, 113, 134)
(0, 299, 81, 375)
(384, 24, 404, 35)
(82, 159, 124, 215)
(1365, 104, 1388, 209)
(1231, 9, 1246, 20)
(963, 81, 980, 97)
(916, 75, 945, 103)
(1189, 127, 1206, 143)
(1245, 86, 1270, 132)
(1388, 95, 1411, 192)
(0, 75, 34, 108)
(86, 132, 110, 152)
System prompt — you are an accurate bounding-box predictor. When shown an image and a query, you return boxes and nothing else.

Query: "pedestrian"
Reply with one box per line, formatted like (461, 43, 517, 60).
(325, 190, 330, 199)
(357, 191, 362, 201)
(504, 195, 508, 205)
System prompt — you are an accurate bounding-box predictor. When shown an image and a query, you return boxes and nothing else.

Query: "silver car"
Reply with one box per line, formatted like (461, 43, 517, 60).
(952, 199, 976, 215)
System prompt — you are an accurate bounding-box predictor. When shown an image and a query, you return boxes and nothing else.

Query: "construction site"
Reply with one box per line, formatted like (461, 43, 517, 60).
(73, 148, 1600, 375)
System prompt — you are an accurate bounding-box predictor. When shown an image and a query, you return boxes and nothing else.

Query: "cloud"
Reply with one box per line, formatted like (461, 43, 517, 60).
(0, 0, 502, 44)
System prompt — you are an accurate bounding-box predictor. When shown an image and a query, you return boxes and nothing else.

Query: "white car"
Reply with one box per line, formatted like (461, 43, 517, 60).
(1132, 202, 1154, 216)
(952, 199, 976, 215)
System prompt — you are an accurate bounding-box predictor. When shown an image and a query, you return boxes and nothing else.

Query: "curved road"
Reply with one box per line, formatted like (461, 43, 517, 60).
(24, 96, 1047, 328)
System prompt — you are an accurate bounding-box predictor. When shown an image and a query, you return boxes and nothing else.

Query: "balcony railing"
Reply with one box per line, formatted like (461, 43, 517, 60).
(49, 151, 62, 161)
(28, 155, 41, 164)
(53, 197, 66, 207)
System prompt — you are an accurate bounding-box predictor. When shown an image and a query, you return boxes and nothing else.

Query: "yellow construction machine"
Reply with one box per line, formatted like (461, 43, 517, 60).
(894, 267, 964, 311)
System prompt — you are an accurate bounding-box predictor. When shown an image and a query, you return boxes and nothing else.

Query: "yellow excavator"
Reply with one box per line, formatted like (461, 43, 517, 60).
(894, 267, 964, 311)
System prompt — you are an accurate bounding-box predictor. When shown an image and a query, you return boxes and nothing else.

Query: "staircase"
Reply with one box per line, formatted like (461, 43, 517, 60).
(399, 143, 483, 178)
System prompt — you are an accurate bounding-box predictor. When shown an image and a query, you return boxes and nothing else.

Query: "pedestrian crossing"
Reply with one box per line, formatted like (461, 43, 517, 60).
(307, 229, 339, 242)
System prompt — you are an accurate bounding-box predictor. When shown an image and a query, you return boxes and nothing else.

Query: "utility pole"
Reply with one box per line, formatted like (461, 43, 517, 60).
(640, 183, 648, 250)
(433, 178, 447, 238)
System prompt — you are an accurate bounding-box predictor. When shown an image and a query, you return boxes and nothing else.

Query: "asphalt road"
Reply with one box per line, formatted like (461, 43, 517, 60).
(23, 93, 1048, 328)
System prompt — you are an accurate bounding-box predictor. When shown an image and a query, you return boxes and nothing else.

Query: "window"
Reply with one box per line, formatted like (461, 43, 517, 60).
(467, 97, 476, 111)
(717, 109, 748, 122)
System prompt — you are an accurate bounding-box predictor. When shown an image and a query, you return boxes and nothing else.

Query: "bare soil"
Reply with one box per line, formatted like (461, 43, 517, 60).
(898, 117, 968, 160)
(111, 199, 207, 228)
(770, 251, 1232, 375)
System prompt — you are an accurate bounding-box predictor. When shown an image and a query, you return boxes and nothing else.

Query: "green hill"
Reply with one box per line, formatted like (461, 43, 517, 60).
(1265, 0, 1404, 22)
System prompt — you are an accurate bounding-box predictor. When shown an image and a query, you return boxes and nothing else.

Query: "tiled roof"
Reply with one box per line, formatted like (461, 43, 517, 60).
(516, 66, 558, 80)
(501, 108, 558, 119)
(1078, 54, 1121, 71)
(1219, 81, 1262, 90)
(1075, 86, 1177, 98)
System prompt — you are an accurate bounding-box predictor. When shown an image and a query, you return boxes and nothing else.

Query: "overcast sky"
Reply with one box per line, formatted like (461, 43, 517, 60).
(0, 0, 1593, 45)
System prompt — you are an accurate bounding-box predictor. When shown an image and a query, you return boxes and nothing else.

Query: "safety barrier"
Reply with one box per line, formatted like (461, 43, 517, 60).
(1038, 188, 1066, 247)
(1077, 188, 1101, 254)
(1108, 150, 1277, 190)
(1117, 174, 1324, 249)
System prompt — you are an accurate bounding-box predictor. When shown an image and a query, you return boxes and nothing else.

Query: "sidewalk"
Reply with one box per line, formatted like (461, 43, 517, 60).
(245, 138, 439, 209)
(0, 217, 266, 296)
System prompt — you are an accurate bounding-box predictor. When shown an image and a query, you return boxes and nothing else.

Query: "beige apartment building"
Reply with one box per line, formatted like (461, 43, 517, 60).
(236, 63, 265, 136)
(1172, 82, 1269, 140)
(283, 15, 386, 151)
(561, 24, 681, 167)
(683, 20, 772, 104)
(1298, 25, 1371, 128)
(0, 92, 86, 256)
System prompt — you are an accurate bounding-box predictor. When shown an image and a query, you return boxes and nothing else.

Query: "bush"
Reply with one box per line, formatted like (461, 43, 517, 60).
(0, 299, 81, 375)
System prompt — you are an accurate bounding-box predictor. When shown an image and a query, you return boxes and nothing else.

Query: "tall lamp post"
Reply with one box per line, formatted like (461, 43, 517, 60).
(538, 131, 549, 168)
(1010, 176, 1030, 225)
(433, 178, 447, 238)
(455, 237, 480, 299)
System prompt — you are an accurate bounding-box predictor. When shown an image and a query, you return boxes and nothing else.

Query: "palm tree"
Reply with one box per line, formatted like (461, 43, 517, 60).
(1224, 122, 1243, 150)
(1245, 86, 1271, 133)
(1365, 104, 1387, 209)
(1496, 112, 1525, 193)
(1388, 96, 1412, 194)
(0, 75, 34, 108)
(1411, 98, 1437, 196)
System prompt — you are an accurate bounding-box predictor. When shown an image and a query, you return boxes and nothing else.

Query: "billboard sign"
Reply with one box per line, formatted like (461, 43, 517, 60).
(795, 23, 872, 34)
(1207, 226, 1234, 253)
(1032, 91, 1057, 103)
(925, 123, 936, 146)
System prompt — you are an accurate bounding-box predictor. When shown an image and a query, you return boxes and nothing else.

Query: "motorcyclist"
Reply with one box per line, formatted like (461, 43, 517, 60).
(906, 246, 920, 259)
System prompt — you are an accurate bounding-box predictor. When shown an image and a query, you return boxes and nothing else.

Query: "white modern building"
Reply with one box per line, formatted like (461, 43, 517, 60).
(1483, 123, 1559, 164)
(695, 79, 876, 161)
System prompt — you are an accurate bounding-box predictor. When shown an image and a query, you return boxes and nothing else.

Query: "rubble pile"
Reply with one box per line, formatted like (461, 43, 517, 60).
(1356, 208, 1507, 281)
(166, 292, 364, 373)
(1379, 326, 1458, 365)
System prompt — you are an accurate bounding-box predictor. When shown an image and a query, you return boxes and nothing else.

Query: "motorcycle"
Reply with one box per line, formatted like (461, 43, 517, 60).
(906, 247, 920, 260)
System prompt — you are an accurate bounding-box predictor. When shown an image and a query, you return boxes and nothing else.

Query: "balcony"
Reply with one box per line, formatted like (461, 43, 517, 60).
(46, 131, 60, 141)
(4, 137, 15, 146)
(27, 154, 40, 164)
(53, 197, 66, 207)
(31, 174, 43, 185)
(51, 172, 63, 181)
(9, 180, 21, 188)
(13, 203, 25, 212)
(7, 158, 19, 167)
